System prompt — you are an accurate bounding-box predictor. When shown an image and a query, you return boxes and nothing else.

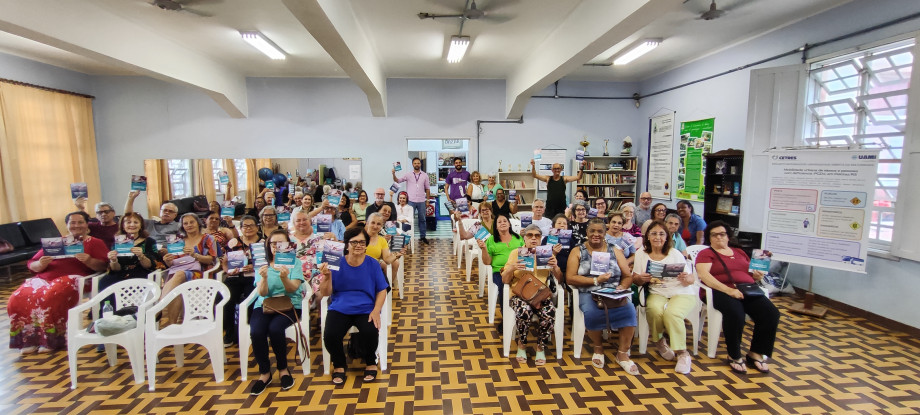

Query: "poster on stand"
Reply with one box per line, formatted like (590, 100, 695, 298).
(647, 112, 675, 200)
(762, 149, 879, 273)
(535, 148, 567, 191)
(676, 118, 714, 201)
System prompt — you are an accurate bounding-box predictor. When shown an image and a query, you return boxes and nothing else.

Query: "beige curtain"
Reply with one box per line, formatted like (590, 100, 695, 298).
(143, 159, 172, 217)
(0, 82, 100, 233)
(194, 158, 216, 202)
(245, 158, 271, 206)
(223, 158, 239, 201)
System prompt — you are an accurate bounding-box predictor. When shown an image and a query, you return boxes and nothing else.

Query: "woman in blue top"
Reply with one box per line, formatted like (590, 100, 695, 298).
(676, 200, 706, 245)
(248, 230, 305, 396)
(319, 227, 389, 385)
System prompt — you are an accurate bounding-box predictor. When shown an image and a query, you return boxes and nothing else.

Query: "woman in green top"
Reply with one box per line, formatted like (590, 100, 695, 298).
(353, 190, 370, 224)
(477, 214, 523, 302)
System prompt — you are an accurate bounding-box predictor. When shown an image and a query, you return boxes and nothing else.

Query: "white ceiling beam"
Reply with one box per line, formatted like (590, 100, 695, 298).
(505, 0, 684, 119)
(0, 0, 248, 118)
(283, 0, 386, 117)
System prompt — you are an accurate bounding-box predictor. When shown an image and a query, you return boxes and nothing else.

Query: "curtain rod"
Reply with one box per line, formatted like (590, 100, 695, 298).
(0, 78, 95, 99)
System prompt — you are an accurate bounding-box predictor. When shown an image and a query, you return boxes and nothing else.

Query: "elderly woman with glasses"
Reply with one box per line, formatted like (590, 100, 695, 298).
(258, 206, 284, 240)
(619, 203, 642, 238)
(695, 221, 779, 374)
(642, 203, 670, 234)
(319, 227, 389, 385)
(569, 201, 590, 247)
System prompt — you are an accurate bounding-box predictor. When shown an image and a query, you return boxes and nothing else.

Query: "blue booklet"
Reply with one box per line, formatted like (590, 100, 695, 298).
(226, 250, 248, 271)
(321, 240, 345, 271)
(588, 208, 598, 218)
(393, 162, 402, 172)
(326, 190, 342, 207)
(70, 183, 88, 199)
(546, 234, 558, 245)
(590, 251, 611, 275)
(220, 202, 236, 217)
(273, 242, 296, 267)
(251, 243, 268, 268)
(218, 171, 230, 184)
(165, 235, 185, 255)
(520, 213, 533, 228)
(472, 222, 490, 241)
(486, 191, 495, 202)
(384, 221, 398, 235)
(349, 192, 359, 201)
(456, 199, 469, 214)
(550, 229, 572, 249)
(315, 214, 333, 233)
(518, 247, 535, 270)
(265, 181, 275, 190)
(114, 235, 134, 256)
(535, 245, 553, 269)
(130, 175, 147, 191)
(41, 237, 70, 258)
(276, 206, 291, 222)
(390, 234, 409, 251)
(576, 150, 585, 162)
(533, 149, 542, 160)
(508, 190, 517, 203)
(389, 183, 400, 193)
(748, 249, 771, 272)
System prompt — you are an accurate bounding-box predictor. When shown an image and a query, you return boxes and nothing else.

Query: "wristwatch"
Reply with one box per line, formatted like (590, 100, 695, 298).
(594, 277, 599, 286)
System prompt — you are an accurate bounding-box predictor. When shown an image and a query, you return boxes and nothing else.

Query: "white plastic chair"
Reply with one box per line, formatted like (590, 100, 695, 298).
(67, 279, 160, 389)
(636, 280, 702, 356)
(478, 254, 490, 298)
(145, 279, 229, 391)
(460, 219, 482, 282)
(387, 255, 405, 300)
(238, 286, 312, 380)
(320, 295, 390, 375)
(501, 280, 565, 360)
(510, 219, 522, 233)
(451, 216, 461, 257)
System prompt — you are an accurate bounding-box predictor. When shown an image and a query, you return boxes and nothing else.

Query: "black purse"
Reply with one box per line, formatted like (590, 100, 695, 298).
(710, 248, 764, 298)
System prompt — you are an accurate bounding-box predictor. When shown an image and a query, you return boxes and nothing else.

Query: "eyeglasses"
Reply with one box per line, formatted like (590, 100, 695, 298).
(524, 233, 541, 238)
(262, 214, 277, 218)
(375, 193, 385, 196)
(640, 197, 652, 201)
(648, 232, 668, 238)
(241, 224, 256, 228)
(161, 209, 177, 214)
(654, 208, 667, 212)
(710, 232, 728, 238)
(96, 210, 114, 215)
(348, 240, 367, 247)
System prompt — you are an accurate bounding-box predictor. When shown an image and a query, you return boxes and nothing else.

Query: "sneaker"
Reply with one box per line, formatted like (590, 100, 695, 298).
(223, 335, 237, 347)
(249, 376, 272, 396)
(655, 339, 675, 361)
(675, 353, 692, 374)
(96, 344, 105, 353)
(280, 374, 294, 390)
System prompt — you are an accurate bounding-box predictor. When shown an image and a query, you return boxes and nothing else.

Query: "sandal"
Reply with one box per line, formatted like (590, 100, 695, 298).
(591, 352, 605, 369)
(728, 358, 747, 374)
(746, 355, 769, 373)
(515, 348, 527, 363)
(363, 367, 378, 382)
(331, 371, 346, 385)
(535, 350, 546, 366)
(616, 351, 640, 376)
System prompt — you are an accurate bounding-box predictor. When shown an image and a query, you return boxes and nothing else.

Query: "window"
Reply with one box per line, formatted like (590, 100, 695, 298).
(211, 158, 224, 196)
(234, 159, 248, 195)
(167, 159, 192, 199)
(804, 39, 914, 249)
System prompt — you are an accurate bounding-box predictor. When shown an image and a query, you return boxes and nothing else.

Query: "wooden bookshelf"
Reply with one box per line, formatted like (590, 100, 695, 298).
(495, 170, 537, 211)
(573, 156, 639, 210)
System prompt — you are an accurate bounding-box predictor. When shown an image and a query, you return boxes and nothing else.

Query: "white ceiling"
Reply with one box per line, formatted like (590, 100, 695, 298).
(0, 0, 853, 116)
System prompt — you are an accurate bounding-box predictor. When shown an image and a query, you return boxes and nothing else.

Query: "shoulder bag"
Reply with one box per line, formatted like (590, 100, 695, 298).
(262, 295, 309, 365)
(710, 248, 764, 298)
(511, 271, 552, 309)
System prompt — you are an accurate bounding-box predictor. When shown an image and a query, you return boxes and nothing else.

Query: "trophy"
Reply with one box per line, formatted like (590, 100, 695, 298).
(621, 136, 633, 156)
(579, 136, 591, 156)
(518, 163, 522, 171)
(498, 159, 503, 172)
(603, 138, 610, 156)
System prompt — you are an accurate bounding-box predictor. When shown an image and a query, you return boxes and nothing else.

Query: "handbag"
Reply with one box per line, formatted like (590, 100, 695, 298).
(168, 255, 201, 275)
(261, 295, 309, 365)
(511, 272, 552, 309)
(710, 248, 765, 298)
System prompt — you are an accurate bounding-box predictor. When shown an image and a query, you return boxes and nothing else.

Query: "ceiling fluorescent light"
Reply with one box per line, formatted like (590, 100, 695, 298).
(613, 39, 661, 65)
(447, 35, 470, 63)
(240, 31, 286, 60)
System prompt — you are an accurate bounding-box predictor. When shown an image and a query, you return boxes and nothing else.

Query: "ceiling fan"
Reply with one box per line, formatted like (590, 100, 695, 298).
(417, 0, 512, 22)
(698, 0, 727, 20)
(149, 0, 212, 17)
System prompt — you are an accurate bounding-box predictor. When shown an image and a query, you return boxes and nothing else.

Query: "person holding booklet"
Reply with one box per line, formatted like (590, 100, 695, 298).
(392, 158, 431, 245)
(290, 210, 327, 309)
(565, 190, 588, 222)
(445, 157, 470, 209)
(490, 187, 517, 217)
(353, 191, 370, 224)
(74, 198, 119, 249)
(530, 160, 584, 219)
(247, 229, 305, 396)
(478, 214, 523, 304)
(565, 218, 638, 374)
(695, 221, 780, 374)
(336, 194, 357, 228)
(466, 171, 487, 209)
(10, 212, 108, 353)
(605, 212, 638, 259)
(99, 212, 160, 308)
(221, 215, 262, 346)
(631, 221, 696, 374)
(257, 206, 284, 240)
(204, 211, 236, 254)
(207, 200, 234, 229)
(319, 227, 389, 385)
(498, 224, 562, 365)
(394, 192, 415, 233)
(124, 190, 181, 246)
(365, 188, 397, 223)
(569, 201, 591, 248)
(544, 215, 572, 279)
(159, 213, 218, 326)
(363, 213, 406, 280)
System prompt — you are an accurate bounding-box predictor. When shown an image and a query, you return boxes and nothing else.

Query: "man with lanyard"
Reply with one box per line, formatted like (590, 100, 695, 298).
(445, 157, 470, 210)
(392, 157, 432, 245)
(635, 192, 654, 225)
(530, 159, 583, 219)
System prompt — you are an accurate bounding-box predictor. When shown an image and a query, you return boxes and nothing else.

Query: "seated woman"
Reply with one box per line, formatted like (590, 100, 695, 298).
(594, 198, 609, 220)
(204, 211, 236, 255)
(677, 200, 706, 246)
(569, 201, 590, 247)
(566, 218, 638, 374)
(479, 214, 523, 302)
(564, 189, 589, 221)
(338, 194, 357, 228)
(99, 212, 160, 302)
(317, 201, 347, 241)
(319, 227, 389, 385)
(394, 192, 414, 233)
(490, 187, 518, 217)
(605, 212, 637, 258)
(258, 206, 284, 240)
(664, 213, 687, 255)
(291, 194, 315, 219)
(290, 210, 327, 307)
(642, 203, 669, 233)
(696, 221, 780, 374)
(248, 229, 305, 396)
(353, 191, 370, 225)
(500, 224, 562, 365)
(620, 203, 642, 238)
(632, 220, 696, 374)
(247, 198, 267, 223)
(160, 213, 218, 325)
(207, 199, 234, 228)
(546, 214, 571, 278)
(220, 215, 261, 346)
(9, 211, 108, 353)
(364, 212, 406, 278)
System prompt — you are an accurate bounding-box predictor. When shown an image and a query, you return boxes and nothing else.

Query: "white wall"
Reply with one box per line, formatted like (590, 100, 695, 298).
(0, 52, 93, 95)
(637, 0, 920, 328)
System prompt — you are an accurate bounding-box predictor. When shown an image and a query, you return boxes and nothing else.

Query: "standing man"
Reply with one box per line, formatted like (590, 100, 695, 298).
(75, 197, 119, 249)
(445, 157, 470, 209)
(635, 192, 654, 225)
(530, 199, 553, 236)
(392, 158, 431, 245)
(124, 190, 181, 246)
(530, 159, 583, 219)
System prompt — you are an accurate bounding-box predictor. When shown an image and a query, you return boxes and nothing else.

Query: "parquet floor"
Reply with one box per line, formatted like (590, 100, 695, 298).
(1, 237, 920, 414)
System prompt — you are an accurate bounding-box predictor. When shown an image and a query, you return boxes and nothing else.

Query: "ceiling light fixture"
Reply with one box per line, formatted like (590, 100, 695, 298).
(240, 31, 286, 60)
(447, 35, 470, 63)
(613, 39, 662, 65)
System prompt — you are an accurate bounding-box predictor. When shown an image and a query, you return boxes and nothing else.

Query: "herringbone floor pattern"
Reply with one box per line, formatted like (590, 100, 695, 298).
(1, 238, 919, 414)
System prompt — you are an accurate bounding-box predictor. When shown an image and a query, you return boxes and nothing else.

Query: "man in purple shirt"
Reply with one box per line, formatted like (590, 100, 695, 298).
(445, 157, 470, 208)
(392, 157, 432, 244)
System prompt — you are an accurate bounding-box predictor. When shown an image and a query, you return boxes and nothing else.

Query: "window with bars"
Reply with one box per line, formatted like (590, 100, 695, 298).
(211, 159, 225, 196)
(234, 159, 248, 194)
(167, 159, 192, 199)
(804, 39, 913, 249)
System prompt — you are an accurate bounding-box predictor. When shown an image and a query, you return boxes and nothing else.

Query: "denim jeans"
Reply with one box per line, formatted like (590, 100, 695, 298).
(408, 200, 427, 239)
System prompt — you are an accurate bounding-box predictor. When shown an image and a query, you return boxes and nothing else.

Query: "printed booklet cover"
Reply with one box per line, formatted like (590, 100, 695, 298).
(114, 235, 134, 256)
(518, 247, 535, 270)
(41, 236, 83, 258)
(749, 249, 771, 272)
(590, 251, 611, 275)
(165, 234, 185, 255)
(315, 214, 333, 233)
(226, 250, 248, 271)
(321, 240, 345, 271)
(131, 175, 147, 191)
(70, 183, 88, 199)
(273, 242, 296, 267)
(326, 190, 342, 207)
(535, 245, 553, 269)
(550, 229, 572, 249)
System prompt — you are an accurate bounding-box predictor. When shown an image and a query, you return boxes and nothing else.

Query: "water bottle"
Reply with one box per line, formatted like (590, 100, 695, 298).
(102, 301, 113, 319)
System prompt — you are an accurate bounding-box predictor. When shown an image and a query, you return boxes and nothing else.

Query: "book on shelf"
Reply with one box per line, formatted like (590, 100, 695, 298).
(715, 197, 733, 214)
(731, 205, 740, 215)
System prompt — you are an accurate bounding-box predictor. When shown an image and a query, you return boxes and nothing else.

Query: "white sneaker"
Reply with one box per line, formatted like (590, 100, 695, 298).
(675, 353, 692, 374)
